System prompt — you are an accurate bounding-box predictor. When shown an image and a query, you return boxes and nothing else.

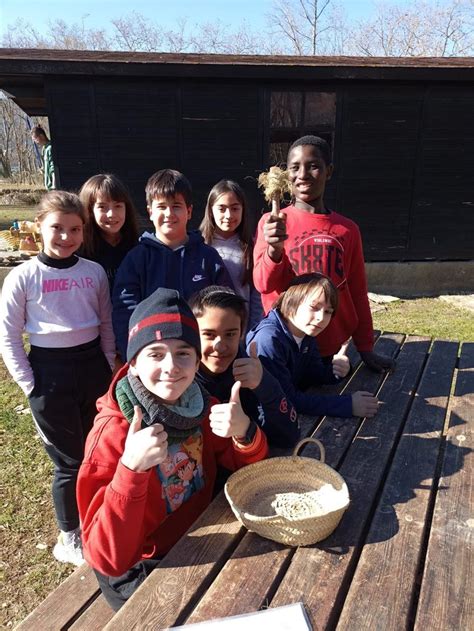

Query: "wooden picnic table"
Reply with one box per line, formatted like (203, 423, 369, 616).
(18, 333, 473, 630)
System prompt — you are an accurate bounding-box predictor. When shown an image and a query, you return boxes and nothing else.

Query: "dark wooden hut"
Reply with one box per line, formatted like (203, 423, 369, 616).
(1, 49, 473, 260)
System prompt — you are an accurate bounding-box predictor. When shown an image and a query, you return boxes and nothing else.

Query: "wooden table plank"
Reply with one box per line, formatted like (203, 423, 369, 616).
(186, 534, 293, 624)
(182, 334, 404, 624)
(15, 564, 101, 631)
(68, 594, 114, 630)
(303, 333, 404, 465)
(270, 335, 430, 630)
(335, 340, 459, 631)
(103, 492, 244, 630)
(414, 342, 474, 631)
(283, 337, 365, 448)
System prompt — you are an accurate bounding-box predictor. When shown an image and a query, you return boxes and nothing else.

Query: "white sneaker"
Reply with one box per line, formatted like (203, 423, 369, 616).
(53, 529, 85, 566)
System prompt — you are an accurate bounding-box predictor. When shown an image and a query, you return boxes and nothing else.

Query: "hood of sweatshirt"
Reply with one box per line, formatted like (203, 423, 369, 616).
(139, 229, 205, 250)
(246, 308, 299, 350)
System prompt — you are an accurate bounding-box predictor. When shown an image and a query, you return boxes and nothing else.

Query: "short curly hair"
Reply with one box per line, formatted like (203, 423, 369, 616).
(288, 135, 332, 166)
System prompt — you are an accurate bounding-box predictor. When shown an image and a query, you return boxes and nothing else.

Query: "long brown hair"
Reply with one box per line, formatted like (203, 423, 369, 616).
(79, 174, 139, 257)
(200, 180, 253, 286)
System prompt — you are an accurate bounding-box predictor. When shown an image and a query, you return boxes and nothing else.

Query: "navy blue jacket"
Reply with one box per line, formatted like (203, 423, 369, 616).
(246, 309, 353, 418)
(196, 346, 299, 448)
(112, 231, 233, 359)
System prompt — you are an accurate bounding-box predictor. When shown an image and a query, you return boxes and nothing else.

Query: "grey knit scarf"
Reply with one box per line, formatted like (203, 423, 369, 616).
(115, 370, 210, 439)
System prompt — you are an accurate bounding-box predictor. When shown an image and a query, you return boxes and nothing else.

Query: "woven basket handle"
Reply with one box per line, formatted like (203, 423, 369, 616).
(292, 437, 325, 463)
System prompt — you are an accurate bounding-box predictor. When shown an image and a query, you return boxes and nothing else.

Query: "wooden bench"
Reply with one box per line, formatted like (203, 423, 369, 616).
(15, 563, 114, 631)
(17, 334, 473, 630)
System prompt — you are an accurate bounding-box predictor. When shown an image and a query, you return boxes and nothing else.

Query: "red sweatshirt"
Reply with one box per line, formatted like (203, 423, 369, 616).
(77, 367, 268, 577)
(253, 206, 374, 356)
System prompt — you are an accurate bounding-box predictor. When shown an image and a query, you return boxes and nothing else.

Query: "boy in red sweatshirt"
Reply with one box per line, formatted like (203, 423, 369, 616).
(77, 288, 267, 610)
(253, 135, 393, 373)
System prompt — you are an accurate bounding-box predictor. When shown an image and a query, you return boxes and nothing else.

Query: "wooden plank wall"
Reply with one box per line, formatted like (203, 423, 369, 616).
(46, 79, 101, 189)
(181, 81, 263, 230)
(337, 84, 423, 261)
(46, 77, 263, 229)
(337, 82, 474, 261)
(46, 76, 474, 260)
(409, 86, 474, 260)
(94, 78, 179, 215)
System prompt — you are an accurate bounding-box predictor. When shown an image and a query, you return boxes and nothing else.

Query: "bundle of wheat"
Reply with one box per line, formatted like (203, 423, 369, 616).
(258, 166, 291, 213)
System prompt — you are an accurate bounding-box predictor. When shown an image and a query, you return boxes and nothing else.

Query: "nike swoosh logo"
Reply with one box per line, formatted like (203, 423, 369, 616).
(192, 275, 205, 282)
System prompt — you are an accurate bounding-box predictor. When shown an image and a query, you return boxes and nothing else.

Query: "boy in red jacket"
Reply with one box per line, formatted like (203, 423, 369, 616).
(253, 135, 393, 373)
(77, 288, 267, 610)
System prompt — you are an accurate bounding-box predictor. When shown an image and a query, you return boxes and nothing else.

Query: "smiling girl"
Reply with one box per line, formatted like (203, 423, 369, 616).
(247, 273, 379, 419)
(200, 180, 262, 331)
(80, 174, 139, 292)
(0, 191, 115, 566)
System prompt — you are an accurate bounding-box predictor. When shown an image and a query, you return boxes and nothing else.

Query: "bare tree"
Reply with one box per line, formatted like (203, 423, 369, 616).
(267, 0, 333, 55)
(112, 12, 165, 52)
(187, 20, 279, 55)
(47, 17, 111, 51)
(0, 96, 45, 183)
(2, 16, 112, 51)
(2, 19, 50, 48)
(349, 0, 474, 57)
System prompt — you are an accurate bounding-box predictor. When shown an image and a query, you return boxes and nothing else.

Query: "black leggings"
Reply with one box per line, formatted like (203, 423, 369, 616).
(28, 338, 112, 531)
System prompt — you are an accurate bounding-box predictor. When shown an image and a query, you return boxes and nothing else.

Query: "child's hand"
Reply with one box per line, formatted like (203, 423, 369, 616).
(121, 406, 168, 472)
(351, 391, 379, 418)
(359, 351, 395, 373)
(332, 340, 351, 379)
(209, 381, 251, 439)
(264, 212, 287, 261)
(232, 342, 263, 390)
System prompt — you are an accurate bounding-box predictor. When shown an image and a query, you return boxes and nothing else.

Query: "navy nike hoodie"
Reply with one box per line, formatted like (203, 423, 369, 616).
(112, 230, 233, 359)
(246, 309, 353, 418)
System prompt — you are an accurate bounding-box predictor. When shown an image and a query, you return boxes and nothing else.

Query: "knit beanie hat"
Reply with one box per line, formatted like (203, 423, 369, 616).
(127, 288, 201, 362)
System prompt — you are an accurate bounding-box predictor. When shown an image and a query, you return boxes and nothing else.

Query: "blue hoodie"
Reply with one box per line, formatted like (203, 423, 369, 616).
(112, 230, 233, 359)
(246, 309, 353, 418)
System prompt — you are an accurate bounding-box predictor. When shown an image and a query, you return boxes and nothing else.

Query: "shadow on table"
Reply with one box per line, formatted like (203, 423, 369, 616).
(325, 434, 472, 552)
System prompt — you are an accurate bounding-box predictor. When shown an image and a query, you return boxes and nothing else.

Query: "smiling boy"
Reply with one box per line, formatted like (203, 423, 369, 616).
(78, 288, 267, 610)
(112, 170, 233, 359)
(190, 286, 299, 448)
(253, 136, 393, 373)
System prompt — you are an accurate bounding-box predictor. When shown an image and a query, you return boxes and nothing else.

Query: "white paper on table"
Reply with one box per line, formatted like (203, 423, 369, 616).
(169, 602, 312, 630)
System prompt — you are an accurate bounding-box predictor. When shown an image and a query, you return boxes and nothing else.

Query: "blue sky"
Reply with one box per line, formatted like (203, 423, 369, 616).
(0, 0, 382, 38)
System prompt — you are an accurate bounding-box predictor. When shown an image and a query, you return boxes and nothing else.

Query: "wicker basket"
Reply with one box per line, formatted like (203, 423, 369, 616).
(225, 438, 350, 546)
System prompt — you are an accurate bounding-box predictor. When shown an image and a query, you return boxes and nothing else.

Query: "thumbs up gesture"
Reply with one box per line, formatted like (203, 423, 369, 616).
(332, 339, 351, 379)
(232, 341, 263, 390)
(121, 405, 169, 472)
(209, 381, 251, 439)
(263, 211, 287, 262)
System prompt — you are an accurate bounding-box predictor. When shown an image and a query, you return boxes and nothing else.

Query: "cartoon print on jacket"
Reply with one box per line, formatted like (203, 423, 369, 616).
(157, 428, 205, 513)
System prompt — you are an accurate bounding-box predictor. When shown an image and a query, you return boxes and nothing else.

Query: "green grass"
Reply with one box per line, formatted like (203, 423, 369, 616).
(0, 206, 38, 231)
(372, 298, 474, 342)
(0, 360, 73, 628)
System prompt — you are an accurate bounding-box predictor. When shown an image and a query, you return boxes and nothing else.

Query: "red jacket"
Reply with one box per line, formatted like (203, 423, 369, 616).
(253, 206, 374, 356)
(77, 366, 268, 576)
